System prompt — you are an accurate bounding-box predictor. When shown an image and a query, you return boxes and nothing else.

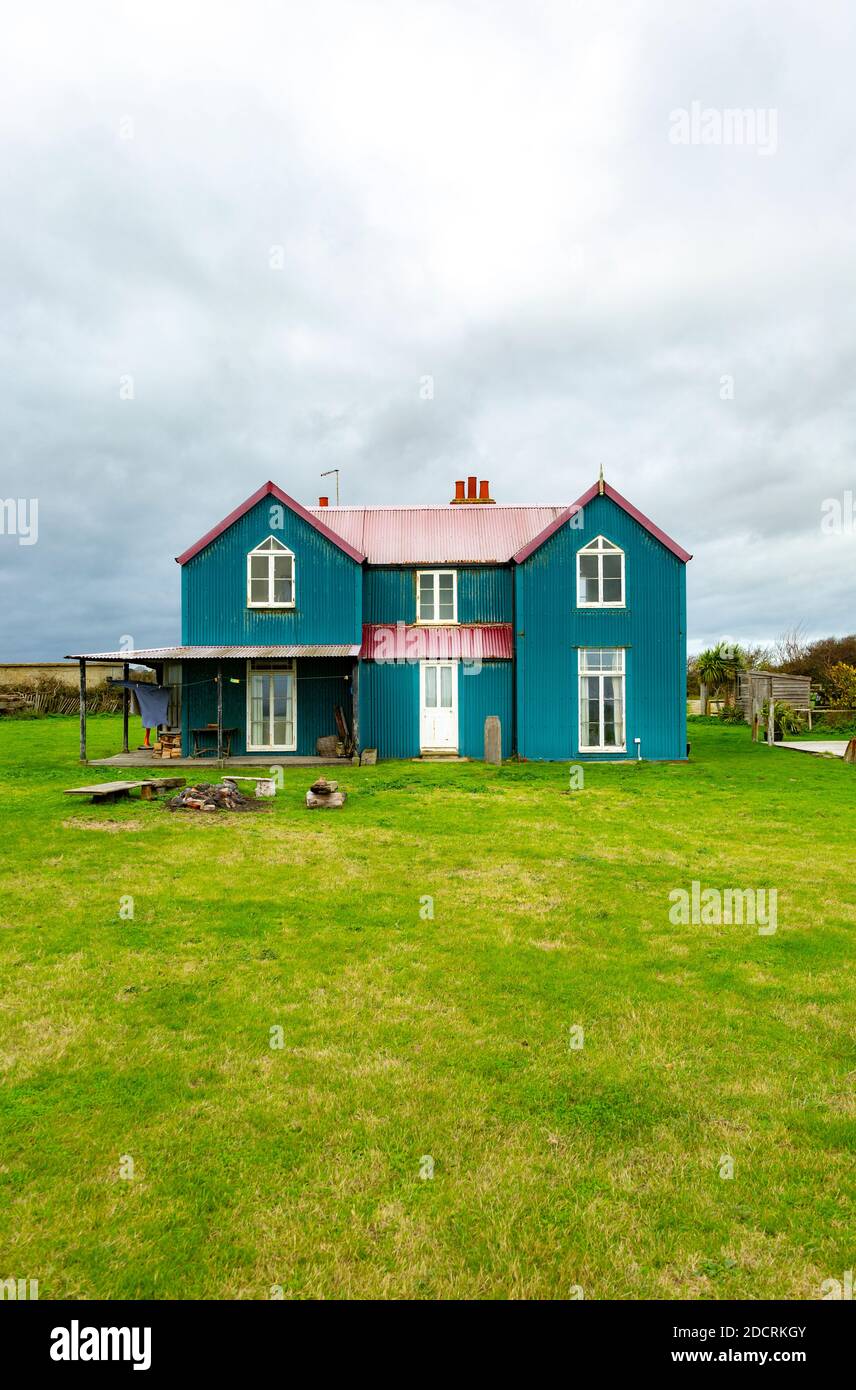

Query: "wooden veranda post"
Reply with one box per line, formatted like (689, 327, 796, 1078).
(122, 661, 130, 753)
(351, 659, 360, 755)
(78, 659, 87, 762)
(216, 662, 223, 762)
(767, 693, 776, 747)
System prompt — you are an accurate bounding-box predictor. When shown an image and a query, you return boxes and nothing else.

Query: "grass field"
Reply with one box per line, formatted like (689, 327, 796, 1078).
(0, 716, 853, 1300)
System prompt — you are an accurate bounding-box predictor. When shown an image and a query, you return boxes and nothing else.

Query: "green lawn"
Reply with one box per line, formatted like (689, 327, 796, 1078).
(0, 716, 853, 1300)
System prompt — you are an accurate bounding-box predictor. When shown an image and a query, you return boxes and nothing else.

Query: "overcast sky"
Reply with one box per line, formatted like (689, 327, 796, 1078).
(1, 0, 853, 659)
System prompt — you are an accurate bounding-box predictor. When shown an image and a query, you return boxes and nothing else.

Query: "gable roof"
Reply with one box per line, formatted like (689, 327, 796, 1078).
(305, 504, 567, 564)
(175, 482, 366, 565)
(512, 480, 692, 564)
(175, 479, 690, 568)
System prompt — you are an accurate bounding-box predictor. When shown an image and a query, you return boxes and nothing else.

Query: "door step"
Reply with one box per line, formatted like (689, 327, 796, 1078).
(413, 753, 469, 762)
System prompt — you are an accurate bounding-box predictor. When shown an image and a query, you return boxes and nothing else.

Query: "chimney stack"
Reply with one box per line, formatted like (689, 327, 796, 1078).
(450, 477, 495, 505)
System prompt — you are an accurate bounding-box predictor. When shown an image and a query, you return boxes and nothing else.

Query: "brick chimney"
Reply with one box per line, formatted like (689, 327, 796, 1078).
(450, 477, 495, 504)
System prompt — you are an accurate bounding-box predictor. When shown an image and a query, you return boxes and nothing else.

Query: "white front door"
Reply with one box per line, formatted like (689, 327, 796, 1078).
(420, 660, 458, 751)
(247, 662, 297, 751)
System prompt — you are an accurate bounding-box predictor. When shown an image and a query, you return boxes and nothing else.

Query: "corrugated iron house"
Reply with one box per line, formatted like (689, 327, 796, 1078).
(69, 473, 691, 762)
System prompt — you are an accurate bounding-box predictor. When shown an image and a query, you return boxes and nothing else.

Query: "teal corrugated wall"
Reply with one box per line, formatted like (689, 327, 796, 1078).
(515, 494, 687, 761)
(180, 658, 352, 757)
(182, 497, 362, 644)
(358, 658, 511, 759)
(363, 566, 512, 623)
(459, 661, 512, 758)
(360, 659, 420, 758)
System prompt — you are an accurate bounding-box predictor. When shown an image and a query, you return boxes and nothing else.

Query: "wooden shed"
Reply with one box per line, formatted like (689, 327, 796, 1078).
(737, 670, 812, 723)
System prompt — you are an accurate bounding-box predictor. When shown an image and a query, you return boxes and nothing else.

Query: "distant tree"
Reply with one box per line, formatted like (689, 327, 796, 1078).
(771, 632, 856, 701)
(827, 662, 856, 709)
(696, 642, 746, 712)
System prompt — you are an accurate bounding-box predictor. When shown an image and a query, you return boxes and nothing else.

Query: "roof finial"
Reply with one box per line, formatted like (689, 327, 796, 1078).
(598, 463, 605, 496)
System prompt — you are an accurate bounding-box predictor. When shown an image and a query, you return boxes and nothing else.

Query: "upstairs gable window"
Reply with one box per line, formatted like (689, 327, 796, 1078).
(247, 536, 295, 608)
(577, 536, 625, 607)
(417, 570, 457, 623)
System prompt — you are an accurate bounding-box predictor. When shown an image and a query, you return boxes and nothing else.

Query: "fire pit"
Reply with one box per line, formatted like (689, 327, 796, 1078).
(167, 782, 272, 813)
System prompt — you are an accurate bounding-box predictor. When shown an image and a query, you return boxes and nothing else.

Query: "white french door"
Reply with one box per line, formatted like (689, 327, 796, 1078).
(420, 660, 458, 751)
(246, 662, 297, 751)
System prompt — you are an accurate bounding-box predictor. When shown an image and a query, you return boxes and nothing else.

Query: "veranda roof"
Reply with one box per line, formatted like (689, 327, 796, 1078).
(64, 645, 360, 661)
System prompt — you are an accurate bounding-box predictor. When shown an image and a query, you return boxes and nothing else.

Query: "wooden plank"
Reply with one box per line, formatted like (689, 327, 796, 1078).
(64, 778, 161, 804)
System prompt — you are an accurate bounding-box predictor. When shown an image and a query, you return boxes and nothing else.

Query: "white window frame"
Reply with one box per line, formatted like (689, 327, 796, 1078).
(247, 536, 296, 609)
(576, 536, 625, 608)
(416, 569, 458, 624)
(245, 660, 297, 752)
(578, 648, 626, 753)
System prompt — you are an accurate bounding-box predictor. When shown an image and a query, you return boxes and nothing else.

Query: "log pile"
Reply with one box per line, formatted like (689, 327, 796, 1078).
(305, 777, 346, 809)
(167, 782, 272, 812)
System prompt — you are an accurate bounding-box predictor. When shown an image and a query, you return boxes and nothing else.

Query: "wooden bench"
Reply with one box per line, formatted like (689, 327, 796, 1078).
(64, 778, 186, 804)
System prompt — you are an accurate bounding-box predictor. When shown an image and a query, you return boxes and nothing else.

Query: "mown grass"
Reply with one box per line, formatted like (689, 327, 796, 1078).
(0, 715, 853, 1300)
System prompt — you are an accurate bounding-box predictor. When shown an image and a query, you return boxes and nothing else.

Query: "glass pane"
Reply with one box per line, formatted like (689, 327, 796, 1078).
(440, 665, 452, 707)
(600, 538, 619, 550)
(271, 673, 294, 747)
(602, 554, 622, 578)
(579, 555, 599, 578)
(250, 674, 266, 745)
(419, 575, 435, 620)
(581, 674, 600, 745)
(602, 577, 622, 603)
(250, 578, 269, 603)
(273, 577, 293, 603)
(580, 649, 601, 672)
(600, 649, 621, 671)
(438, 598, 455, 620)
(438, 573, 454, 594)
(425, 666, 437, 707)
(250, 556, 268, 578)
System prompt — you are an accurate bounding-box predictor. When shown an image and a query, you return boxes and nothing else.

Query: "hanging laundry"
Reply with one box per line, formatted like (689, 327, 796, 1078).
(113, 681, 171, 730)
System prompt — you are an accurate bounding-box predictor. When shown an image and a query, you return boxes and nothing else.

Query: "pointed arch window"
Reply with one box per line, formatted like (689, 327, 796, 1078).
(247, 536, 295, 608)
(576, 536, 625, 607)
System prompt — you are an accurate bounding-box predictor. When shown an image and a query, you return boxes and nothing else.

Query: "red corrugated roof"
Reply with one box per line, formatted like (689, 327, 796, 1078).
(174, 479, 691, 569)
(360, 624, 513, 660)
(307, 505, 566, 564)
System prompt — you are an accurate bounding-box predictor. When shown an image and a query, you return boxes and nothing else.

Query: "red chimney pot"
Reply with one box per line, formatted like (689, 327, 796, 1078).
(467, 475, 477, 499)
(479, 480, 490, 500)
(318, 496, 329, 507)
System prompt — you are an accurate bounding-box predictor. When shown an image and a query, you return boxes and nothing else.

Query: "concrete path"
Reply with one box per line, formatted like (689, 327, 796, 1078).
(773, 740, 850, 757)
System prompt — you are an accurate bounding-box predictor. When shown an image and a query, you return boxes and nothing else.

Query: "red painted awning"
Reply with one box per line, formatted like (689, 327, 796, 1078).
(360, 623, 512, 661)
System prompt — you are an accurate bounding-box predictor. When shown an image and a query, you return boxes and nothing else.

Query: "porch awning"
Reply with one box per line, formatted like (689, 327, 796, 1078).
(360, 623, 513, 660)
(64, 645, 361, 661)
